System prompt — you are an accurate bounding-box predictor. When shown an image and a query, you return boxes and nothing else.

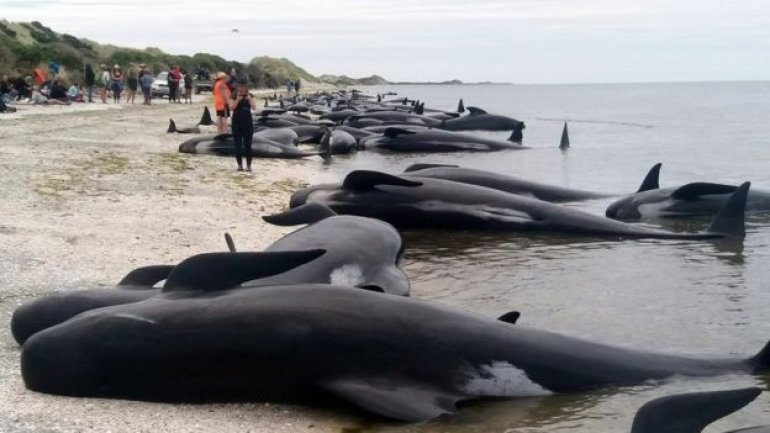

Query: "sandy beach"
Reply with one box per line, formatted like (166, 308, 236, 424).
(0, 93, 360, 433)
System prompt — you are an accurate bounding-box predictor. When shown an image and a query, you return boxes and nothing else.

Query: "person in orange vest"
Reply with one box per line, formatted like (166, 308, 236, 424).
(212, 72, 231, 133)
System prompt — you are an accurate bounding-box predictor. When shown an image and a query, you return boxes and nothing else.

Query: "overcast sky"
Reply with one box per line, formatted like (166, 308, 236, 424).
(3, 0, 769, 83)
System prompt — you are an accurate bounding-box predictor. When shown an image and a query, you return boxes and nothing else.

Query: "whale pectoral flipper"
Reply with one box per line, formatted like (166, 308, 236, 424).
(403, 163, 460, 172)
(497, 311, 521, 324)
(323, 378, 461, 422)
(342, 171, 423, 191)
(671, 183, 739, 200)
(637, 163, 662, 192)
(262, 203, 338, 226)
(117, 265, 176, 288)
(630, 387, 762, 433)
(162, 250, 326, 292)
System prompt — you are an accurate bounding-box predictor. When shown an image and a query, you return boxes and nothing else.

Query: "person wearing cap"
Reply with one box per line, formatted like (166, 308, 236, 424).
(212, 71, 231, 133)
(228, 77, 256, 171)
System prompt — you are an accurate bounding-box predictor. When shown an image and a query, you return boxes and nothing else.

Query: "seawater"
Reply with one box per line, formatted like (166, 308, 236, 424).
(312, 82, 770, 432)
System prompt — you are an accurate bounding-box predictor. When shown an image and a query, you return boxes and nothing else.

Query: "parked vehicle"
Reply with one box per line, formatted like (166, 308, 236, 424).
(151, 71, 185, 98)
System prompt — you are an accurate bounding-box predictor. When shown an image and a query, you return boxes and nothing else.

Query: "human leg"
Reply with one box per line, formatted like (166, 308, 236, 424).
(233, 134, 244, 170)
(243, 132, 253, 171)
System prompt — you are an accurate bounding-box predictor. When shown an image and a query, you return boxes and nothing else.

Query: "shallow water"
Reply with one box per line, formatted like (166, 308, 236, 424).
(313, 82, 770, 432)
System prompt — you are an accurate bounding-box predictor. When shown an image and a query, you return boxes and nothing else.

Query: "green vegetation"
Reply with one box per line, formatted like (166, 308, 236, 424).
(0, 19, 392, 87)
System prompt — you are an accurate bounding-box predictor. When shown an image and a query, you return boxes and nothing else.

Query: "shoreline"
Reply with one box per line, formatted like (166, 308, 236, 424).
(0, 92, 357, 432)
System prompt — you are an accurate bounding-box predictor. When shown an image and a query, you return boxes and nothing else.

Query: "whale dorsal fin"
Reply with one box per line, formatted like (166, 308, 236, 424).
(497, 311, 521, 324)
(457, 98, 465, 113)
(342, 171, 423, 191)
(262, 202, 338, 226)
(118, 265, 175, 288)
(323, 378, 459, 422)
(383, 127, 418, 138)
(198, 106, 214, 125)
(167, 119, 177, 133)
(671, 183, 739, 200)
(637, 163, 662, 192)
(403, 163, 460, 172)
(467, 107, 487, 116)
(706, 181, 749, 238)
(630, 387, 762, 433)
(162, 250, 325, 292)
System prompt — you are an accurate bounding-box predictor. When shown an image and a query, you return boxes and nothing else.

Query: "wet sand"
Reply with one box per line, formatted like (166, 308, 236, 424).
(0, 93, 359, 432)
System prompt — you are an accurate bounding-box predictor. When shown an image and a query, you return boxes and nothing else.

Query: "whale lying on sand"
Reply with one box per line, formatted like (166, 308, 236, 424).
(21, 283, 770, 421)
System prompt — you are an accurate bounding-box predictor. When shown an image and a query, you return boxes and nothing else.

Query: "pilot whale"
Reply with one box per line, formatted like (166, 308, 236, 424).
(21, 284, 770, 422)
(606, 163, 770, 220)
(402, 164, 610, 201)
(288, 170, 748, 240)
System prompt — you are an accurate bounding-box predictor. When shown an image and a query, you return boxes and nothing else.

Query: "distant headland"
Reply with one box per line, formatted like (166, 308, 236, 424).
(0, 20, 506, 87)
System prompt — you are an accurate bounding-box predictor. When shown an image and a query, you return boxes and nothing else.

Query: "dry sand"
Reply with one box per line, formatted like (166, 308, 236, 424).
(0, 93, 364, 432)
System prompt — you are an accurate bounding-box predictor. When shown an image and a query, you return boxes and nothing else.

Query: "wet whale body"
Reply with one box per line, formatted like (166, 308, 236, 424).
(254, 203, 410, 295)
(10, 251, 325, 345)
(358, 127, 526, 153)
(11, 205, 411, 344)
(441, 107, 526, 142)
(403, 164, 611, 201)
(288, 170, 748, 239)
(178, 133, 319, 159)
(607, 163, 770, 220)
(631, 387, 767, 433)
(21, 284, 770, 421)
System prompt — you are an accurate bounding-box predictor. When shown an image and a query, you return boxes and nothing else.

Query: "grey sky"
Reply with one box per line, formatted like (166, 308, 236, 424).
(2, 0, 769, 83)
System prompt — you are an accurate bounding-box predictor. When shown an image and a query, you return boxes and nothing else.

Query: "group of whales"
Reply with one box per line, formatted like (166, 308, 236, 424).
(173, 90, 530, 160)
(12, 202, 770, 429)
(13, 89, 770, 430)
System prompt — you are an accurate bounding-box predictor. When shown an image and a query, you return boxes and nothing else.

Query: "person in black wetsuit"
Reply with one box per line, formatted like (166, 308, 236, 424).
(228, 79, 256, 171)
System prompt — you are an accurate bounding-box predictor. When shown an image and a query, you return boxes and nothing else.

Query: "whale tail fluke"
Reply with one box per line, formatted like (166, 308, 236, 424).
(750, 339, 770, 371)
(559, 122, 570, 149)
(637, 163, 662, 192)
(198, 106, 214, 126)
(508, 127, 524, 143)
(630, 387, 762, 433)
(706, 181, 749, 238)
(167, 119, 177, 133)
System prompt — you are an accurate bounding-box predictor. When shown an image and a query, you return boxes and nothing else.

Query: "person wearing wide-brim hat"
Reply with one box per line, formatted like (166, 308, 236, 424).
(228, 77, 256, 171)
(212, 72, 231, 133)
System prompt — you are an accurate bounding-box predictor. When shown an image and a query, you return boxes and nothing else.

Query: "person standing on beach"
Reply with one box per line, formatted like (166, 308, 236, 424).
(294, 78, 301, 96)
(228, 79, 256, 171)
(99, 65, 110, 103)
(84, 64, 95, 102)
(212, 71, 231, 133)
(139, 65, 154, 105)
(168, 66, 182, 103)
(125, 68, 139, 105)
(110, 65, 123, 104)
(182, 69, 192, 104)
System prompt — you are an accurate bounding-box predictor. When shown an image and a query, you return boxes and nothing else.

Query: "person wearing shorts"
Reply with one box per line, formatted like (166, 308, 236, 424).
(212, 72, 231, 133)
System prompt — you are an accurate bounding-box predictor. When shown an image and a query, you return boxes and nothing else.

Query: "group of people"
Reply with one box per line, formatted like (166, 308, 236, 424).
(212, 69, 256, 171)
(84, 63, 150, 105)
